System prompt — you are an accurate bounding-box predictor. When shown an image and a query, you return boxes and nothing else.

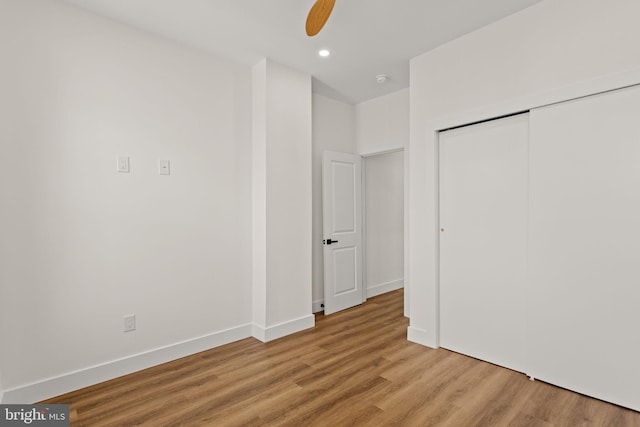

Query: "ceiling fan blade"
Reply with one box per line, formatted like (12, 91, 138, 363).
(306, 0, 336, 36)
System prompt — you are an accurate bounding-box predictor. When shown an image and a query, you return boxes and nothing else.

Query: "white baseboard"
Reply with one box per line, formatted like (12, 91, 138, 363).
(252, 314, 315, 342)
(1, 324, 252, 404)
(366, 279, 404, 298)
(407, 326, 437, 349)
(312, 299, 324, 313)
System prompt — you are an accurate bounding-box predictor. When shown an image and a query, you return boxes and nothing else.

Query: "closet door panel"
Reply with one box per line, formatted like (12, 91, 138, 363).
(528, 85, 640, 411)
(439, 113, 528, 373)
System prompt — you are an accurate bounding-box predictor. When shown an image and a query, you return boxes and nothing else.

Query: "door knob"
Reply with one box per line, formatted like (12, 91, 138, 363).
(323, 238, 339, 245)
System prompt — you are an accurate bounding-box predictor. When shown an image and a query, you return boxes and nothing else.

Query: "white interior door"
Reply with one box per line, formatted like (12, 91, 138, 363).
(528, 85, 640, 411)
(322, 151, 364, 315)
(439, 113, 529, 373)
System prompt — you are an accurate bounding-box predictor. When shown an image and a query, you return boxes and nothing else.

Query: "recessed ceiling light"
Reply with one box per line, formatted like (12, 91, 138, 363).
(376, 74, 389, 84)
(318, 49, 331, 57)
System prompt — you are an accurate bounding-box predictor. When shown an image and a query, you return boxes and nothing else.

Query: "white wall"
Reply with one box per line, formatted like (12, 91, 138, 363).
(356, 89, 409, 155)
(364, 152, 404, 298)
(311, 94, 356, 311)
(408, 0, 640, 346)
(252, 59, 314, 340)
(264, 60, 313, 332)
(0, 0, 253, 402)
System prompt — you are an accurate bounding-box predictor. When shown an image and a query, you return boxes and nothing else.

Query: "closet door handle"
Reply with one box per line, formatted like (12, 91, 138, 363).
(323, 239, 339, 245)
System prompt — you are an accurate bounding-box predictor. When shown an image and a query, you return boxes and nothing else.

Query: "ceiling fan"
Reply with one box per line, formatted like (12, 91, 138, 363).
(306, 0, 336, 36)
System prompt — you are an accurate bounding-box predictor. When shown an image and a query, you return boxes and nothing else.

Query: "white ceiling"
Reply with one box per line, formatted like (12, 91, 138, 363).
(62, 0, 543, 104)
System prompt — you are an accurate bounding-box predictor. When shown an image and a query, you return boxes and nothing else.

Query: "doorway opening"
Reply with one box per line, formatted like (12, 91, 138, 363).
(320, 149, 404, 315)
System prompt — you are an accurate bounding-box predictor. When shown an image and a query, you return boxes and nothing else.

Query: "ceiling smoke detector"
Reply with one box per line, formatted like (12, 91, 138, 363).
(376, 74, 389, 84)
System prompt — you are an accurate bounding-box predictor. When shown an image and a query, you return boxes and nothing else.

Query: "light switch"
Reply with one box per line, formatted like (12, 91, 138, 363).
(158, 159, 170, 175)
(117, 156, 130, 173)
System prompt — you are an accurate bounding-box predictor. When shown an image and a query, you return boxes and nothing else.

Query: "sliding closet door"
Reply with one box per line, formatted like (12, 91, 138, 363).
(439, 113, 528, 373)
(528, 86, 640, 411)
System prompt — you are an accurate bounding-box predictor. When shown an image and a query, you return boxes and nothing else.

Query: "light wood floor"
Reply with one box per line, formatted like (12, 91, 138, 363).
(43, 289, 640, 426)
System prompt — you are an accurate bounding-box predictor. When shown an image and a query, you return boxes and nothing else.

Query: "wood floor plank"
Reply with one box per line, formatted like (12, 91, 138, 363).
(40, 289, 640, 426)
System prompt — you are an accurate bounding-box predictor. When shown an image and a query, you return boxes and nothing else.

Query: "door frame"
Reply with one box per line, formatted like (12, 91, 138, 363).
(361, 148, 406, 313)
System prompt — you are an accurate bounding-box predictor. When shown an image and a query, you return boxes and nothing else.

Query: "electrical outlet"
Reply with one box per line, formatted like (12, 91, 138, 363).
(123, 314, 136, 332)
(158, 159, 170, 175)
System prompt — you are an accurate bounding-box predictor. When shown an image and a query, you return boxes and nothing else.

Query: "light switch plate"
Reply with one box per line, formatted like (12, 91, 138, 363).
(123, 314, 136, 332)
(158, 159, 170, 175)
(117, 156, 130, 173)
